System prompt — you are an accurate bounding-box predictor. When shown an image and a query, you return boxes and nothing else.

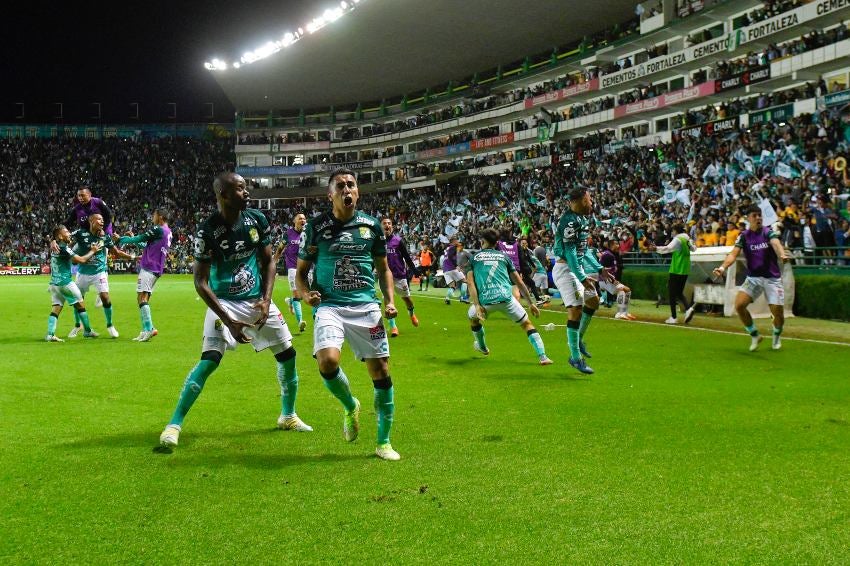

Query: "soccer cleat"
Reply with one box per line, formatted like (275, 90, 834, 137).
(772, 335, 782, 350)
(579, 341, 592, 359)
(375, 443, 401, 461)
(285, 297, 294, 314)
(410, 314, 419, 327)
(107, 325, 119, 338)
(749, 335, 764, 352)
(68, 326, 82, 338)
(473, 341, 490, 356)
(277, 414, 314, 432)
(390, 327, 399, 338)
(299, 320, 307, 333)
(151, 328, 158, 337)
(684, 306, 696, 324)
(539, 356, 554, 366)
(343, 398, 360, 442)
(445, 298, 451, 305)
(625, 313, 637, 321)
(665, 317, 679, 324)
(45, 334, 64, 343)
(133, 330, 154, 342)
(569, 357, 594, 375)
(159, 424, 181, 447)
(83, 330, 99, 338)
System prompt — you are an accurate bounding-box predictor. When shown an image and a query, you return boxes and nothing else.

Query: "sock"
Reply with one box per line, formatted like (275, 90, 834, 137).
(527, 329, 546, 359)
(277, 356, 298, 417)
(617, 291, 629, 314)
(745, 324, 759, 337)
(567, 319, 581, 360)
(460, 282, 468, 298)
(103, 303, 113, 327)
(78, 309, 92, 332)
(773, 325, 783, 336)
(471, 323, 486, 350)
(407, 306, 415, 316)
(73, 308, 82, 328)
(47, 312, 58, 336)
(292, 299, 303, 323)
(579, 306, 595, 339)
(169, 359, 218, 426)
(373, 378, 394, 445)
(388, 317, 397, 329)
(139, 303, 153, 331)
(446, 287, 454, 300)
(321, 367, 357, 412)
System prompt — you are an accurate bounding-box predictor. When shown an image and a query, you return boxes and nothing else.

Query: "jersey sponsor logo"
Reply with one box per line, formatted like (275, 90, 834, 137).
(229, 263, 256, 295)
(330, 242, 368, 252)
(338, 231, 354, 242)
(368, 324, 386, 340)
(332, 256, 367, 291)
(213, 226, 226, 238)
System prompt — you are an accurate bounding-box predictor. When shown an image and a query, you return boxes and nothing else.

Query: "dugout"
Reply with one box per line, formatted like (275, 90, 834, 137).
(689, 246, 795, 318)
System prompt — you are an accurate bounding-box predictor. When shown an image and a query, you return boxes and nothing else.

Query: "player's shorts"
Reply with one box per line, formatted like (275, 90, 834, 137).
(202, 299, 291, 354)
(393, 276, 411, 298)
(50, 282, 83, 306)
(740, 276, 785, 306)
(443, 269, 465, 285)
(552, 262, 585, 307)
(532, 272, 548, 290)
(76, 272, 109, 295)
(136, 269, 160, 294)
(313, 303, 389, 361)
(467, 297, 528, 324)
(287, 267, 297, 292)
(595, 277, 626, 296)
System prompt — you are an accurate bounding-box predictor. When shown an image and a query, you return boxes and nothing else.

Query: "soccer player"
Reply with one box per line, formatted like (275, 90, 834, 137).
(599, 239, 636, 320)
(442, 236, 465, 304)
(159, 172, 311, 449)
(274, 213, 308, 333)
(70, 213, 136, 338)
(296, 167, 400, 461)
(465, 228, 552, 365)
(713, 205, 790, 351)
(455, 239, 472, 303)
(65, 186, 114, 234)
(552, 186, 599, 375)
(652, 222, 697, 324)
(381, 217, 420, 337)
(45, 225, 100, 341)
(116, 207, 172, 341)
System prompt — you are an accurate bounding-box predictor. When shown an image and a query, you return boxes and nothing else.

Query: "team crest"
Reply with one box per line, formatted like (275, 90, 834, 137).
(249, 228, 259, 243)
(214, 319, 223, 330)
(359, 227, 372, 239)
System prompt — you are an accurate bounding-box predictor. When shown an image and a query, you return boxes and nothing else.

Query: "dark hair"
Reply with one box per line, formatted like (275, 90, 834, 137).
(327, 167, 357, 187)
(480, 228, 499, 246)
(568, 186, 588, 201)
(672, 221, 686, 233)
(155, 207, 171, 222)
(746, 205, 762, 215)
(52, 224, 67, 239)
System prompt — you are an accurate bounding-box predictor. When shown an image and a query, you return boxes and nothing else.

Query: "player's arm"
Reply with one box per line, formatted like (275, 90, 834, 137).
(109, 244, 136, 261)
(193, 260, 250, 343)
(398, 238, 417, 275)
(713, 246, 741, 278)
(295, 259, 319, 306)
(70, 242, 102, 264)
(564, 243, 592, 289)
(119, 226, 162, 246)
(99, 201, 114, 231)
(272, 240, 285, 264)
(374, 255, 397, 319)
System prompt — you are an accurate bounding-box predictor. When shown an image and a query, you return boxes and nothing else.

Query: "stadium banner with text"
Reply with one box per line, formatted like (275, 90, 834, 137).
(110, 261, 137, 273)
(714, 66, 771, 93)
(736, 0, 850, 47)
(822, 88, 850, 108)
(236, 164, 318, 176)
(613, 82, 715, 119)
(470, 132, 515, 150)
(0, 265, 47, 276)
(749, 103, 795, 126)
(319, 160, 374, 172)
(523, 79, 599, 109)
(674, 116, 741, 139)
(513, 155, 552, 169)
(0, 123, 233, 140)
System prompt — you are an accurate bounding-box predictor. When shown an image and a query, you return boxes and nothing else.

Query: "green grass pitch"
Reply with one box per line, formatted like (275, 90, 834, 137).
(2, 275, 850, 563)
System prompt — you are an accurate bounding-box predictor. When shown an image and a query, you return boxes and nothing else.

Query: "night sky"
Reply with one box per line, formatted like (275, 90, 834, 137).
(2, 0, 322, 124)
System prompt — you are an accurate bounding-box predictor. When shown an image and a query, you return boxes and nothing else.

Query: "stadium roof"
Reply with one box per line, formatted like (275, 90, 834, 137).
(213, 0, 637, 112)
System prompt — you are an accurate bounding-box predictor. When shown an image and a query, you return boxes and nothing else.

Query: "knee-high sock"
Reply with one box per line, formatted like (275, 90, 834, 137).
(169, 359, 218, 426)
(388, 317, 397, 329)
(471, 323, 486, 350)
(446, 286, 455, 299)
(373, 378, 394, 445)
(103, 302, 114, 327)
(773, 325, 783, 336)
(73, 308, 82, 327)
(139, 303, 153, 331)
(277, 356, 298, 417)
(460, 282, 468, 298)
(47, 312, 58, 336)
(617, 290, 631, 314)
(321, 367, 357, 412)
(579, 307, 595, 339)
(745, 324, 759, 337)
(292, 298, 303, 323)
(77, 308, 92, 332)
(567, 319, 581, 360)
(527, 328, 546, 359)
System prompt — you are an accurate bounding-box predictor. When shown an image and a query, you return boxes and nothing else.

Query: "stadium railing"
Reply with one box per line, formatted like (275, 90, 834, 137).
(622, 248, 850, 273)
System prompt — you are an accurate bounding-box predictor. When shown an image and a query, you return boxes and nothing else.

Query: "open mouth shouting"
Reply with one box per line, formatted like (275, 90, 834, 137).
(343, 195, 354, 207)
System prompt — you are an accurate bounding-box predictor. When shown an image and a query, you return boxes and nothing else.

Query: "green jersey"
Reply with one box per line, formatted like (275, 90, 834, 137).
(553, 208, 591, 280)
(465, 249, 516, 306)
(669, 234, 692, 275)
(195, 209, 272, 300)
(50, 243, 76, 286)
(72, 230, 113, 275)
(299, 211, 386, 307)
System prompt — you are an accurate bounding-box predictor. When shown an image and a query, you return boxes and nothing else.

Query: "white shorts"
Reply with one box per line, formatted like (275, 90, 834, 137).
(599, 279, 626, 296)
(532, 272, 548, 290)
(287, 268, 297, 292)
(313, 303, 389, 361)
(76, 272, 109, 295)
(443, 269, 466, 285)
(136, 269, 160, 294)
(394, 277, 411, 298)
(740, 276, 785, 306)
(552, 263, 584, 307)
(467, 297, 528, 324)
(50, 282, 83, 306)
(202, 299, 292, 354)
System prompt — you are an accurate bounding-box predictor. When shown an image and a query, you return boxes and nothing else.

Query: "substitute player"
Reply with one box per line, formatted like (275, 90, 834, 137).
(297, 167, 401, 461)
(45, 225, 100, 341)
(465, 228, 552, 365)
(381, 216, 420, 337)
(713, 205, 790, 351)
(159, 173, 311, 449)
(274, 213, 308, 333)
(117, 207, 172, 342)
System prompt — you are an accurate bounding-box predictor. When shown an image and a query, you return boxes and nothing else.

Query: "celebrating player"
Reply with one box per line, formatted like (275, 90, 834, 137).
(45, 225, 101, 341)
(465, 228, 552, 365)
(653, 222, 697, 325)
(713, 205, 790, 351)
(274, 213, 308, 333)
(117, 207, 172, 342)
(442, 236, 464, 304)
(159, 173, 311, 449)
(381, 216, 420, 337)
(296, 168, 401, 461)
(65, 186, 114, 234)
